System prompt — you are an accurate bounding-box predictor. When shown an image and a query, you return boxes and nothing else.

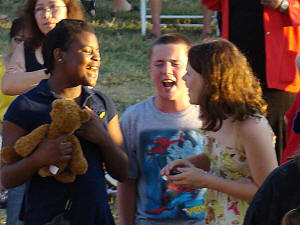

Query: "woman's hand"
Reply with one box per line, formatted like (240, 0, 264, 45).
(77, 108, 128, 181)
(160, 158, 193, 177)
(76, 106, 107, 145)
(32, 134, 73, 168)
(1, 122, 73, 188)
(166, 166, 211, 189)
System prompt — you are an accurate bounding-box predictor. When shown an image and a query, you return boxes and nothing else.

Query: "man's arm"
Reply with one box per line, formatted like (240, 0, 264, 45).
(117, 179, 137, 225)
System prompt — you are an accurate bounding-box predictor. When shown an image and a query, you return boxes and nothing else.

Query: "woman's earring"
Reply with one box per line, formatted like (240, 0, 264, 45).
(58, 58, 63, 62)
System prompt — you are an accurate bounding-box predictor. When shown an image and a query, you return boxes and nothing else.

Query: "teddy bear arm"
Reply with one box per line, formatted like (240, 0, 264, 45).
(38, 166, 52, 177)
(15, 124, 49, 157)
(38, 158, 69, 178)
(1, 146, 22, 164)
(68, 135, 88, 175)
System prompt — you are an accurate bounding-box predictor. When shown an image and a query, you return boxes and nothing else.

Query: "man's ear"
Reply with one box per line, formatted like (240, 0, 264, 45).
(53, 48, 65, 63)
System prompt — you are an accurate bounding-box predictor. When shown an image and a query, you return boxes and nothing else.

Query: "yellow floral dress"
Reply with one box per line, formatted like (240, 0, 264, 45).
(203, 135, 252, 225)
(202, 117, 275, 225)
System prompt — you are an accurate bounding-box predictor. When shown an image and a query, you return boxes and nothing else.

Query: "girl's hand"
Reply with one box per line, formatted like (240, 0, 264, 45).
(32, 134, 73, 167)
(76, 106, 107, 145)
(167, 166, 211, 189)
(160, 158, 193, 176)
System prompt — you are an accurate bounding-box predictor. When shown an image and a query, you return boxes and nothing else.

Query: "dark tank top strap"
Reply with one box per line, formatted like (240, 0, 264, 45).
(24, 46, 44, 72)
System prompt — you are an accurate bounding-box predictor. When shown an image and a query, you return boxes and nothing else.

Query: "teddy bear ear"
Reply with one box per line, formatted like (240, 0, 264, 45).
(80, 110, 90, 122)
(52, 99, 64, 109)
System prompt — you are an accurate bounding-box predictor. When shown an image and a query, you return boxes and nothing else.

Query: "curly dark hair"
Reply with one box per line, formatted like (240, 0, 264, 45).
(24, 0, 85, 51)
(188, 38, 267, 131)
(42, 19, 94, 73)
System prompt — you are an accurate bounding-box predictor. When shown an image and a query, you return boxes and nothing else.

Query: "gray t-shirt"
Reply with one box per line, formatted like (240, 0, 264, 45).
(120, 97, 206, 225)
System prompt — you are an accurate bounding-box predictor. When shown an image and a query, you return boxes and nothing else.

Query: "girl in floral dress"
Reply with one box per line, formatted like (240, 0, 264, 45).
(161, 39, 278, 225)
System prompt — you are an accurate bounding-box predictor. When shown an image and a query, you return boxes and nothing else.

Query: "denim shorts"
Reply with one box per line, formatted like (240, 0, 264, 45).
(6, 183, 25, 225)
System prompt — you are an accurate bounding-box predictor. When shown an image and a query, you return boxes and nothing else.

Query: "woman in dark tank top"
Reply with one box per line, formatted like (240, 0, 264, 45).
(2, 0, 85, 96)
(24, 47, 44, 72)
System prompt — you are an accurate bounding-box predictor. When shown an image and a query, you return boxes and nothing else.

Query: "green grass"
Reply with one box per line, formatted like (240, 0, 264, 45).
(0, 0, 215, 223)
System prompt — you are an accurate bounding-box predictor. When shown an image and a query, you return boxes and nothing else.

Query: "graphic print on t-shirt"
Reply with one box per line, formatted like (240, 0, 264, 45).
(140, 129, 206, 219)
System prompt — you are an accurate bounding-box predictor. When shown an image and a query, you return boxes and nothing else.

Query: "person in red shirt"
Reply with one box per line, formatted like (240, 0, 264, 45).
(280, 92, 300, 164)
(281, 54, 300, 164)
(201, 0, 300, 161)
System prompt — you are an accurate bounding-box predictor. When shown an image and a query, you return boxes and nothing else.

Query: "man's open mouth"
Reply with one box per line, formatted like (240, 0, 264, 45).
(162, 79, 176, 88)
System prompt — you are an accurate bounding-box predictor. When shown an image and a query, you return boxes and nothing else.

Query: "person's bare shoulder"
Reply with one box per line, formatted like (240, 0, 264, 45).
(236, 116, 271, 140)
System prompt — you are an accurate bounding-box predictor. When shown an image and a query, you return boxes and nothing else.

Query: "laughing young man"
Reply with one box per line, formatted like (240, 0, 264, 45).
(117, 33, 206, 225)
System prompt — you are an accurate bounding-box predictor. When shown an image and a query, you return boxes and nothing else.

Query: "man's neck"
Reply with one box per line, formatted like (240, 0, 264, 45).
(153, 96, 190, 113)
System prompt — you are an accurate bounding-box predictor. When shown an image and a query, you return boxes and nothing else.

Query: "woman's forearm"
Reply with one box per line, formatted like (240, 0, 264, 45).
(2, 70, 49, 95)
(1, 154, 42, 188)
(187, 152, 210, 171)
(96, 133, 129, 182)
(206, 174, 258, 202)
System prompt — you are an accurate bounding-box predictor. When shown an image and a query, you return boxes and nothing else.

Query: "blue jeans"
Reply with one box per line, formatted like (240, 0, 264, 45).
(6, 184, 25, 225)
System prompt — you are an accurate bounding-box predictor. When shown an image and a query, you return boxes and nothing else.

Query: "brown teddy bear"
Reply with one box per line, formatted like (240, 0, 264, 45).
(1, 99, 90, 183)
